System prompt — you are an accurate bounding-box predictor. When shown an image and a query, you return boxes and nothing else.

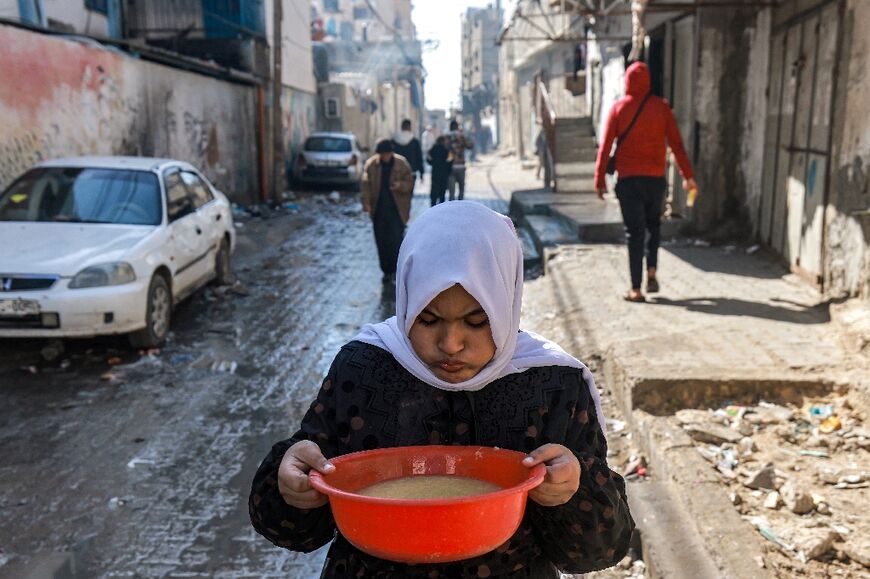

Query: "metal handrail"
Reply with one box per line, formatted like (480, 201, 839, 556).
(535, 78, 557, 163)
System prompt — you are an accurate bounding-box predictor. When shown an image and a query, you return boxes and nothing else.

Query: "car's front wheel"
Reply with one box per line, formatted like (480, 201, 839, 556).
(213, 238, 233, 286)
(129, 274, 171, 349)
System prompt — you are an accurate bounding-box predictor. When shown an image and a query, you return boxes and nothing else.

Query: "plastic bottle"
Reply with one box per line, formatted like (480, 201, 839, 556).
(687, 185, 698, 208)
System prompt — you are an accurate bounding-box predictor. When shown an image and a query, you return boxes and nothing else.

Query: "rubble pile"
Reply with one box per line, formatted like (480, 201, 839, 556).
(674, 395, 869, 576)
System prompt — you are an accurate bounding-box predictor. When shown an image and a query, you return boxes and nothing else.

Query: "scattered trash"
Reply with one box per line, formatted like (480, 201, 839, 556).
(609, 419, 626, 434)
(780, 481, 815, 514)
(283, 202, 300, 211)
(819, 416, 842, 434)
(744, 463, 777, 490)
(692, 239, 711, 247)
(809, 404, 834, 419)
(100, 371, 123, 383)
(327, 190, 341, 203)
(107, 357, 123, 366)
(763, 490, 782, 509)
(684, 423, 743, 445)
(746, 244, 761, 255)
(729, 491, 743, 506)
(623, 455, 647, 477)
(169, 354, 195, 366)
(750, 516, 794, 553)
(21, 365, 38, 375)
(108, 497, 124, 510)
(126, 457, 156, 469)
(745, 402, 793, 425)
(227, 281, 251, 297)
(798, 449, 829, 458)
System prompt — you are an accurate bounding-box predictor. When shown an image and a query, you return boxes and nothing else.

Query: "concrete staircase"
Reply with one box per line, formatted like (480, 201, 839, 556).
(553, 116, 597, 193)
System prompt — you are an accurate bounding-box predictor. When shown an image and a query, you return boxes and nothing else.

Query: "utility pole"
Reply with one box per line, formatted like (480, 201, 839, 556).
(271, 0, 283, 203)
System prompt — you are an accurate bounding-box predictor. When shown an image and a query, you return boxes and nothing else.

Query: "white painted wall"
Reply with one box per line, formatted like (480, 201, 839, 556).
(265, 0, 317, 93)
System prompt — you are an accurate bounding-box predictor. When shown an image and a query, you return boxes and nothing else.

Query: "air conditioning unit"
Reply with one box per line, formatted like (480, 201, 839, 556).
(325, 97, 341, 118)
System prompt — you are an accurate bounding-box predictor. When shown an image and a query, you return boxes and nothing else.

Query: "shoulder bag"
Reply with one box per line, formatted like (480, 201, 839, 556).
(606, 91, 653, 175)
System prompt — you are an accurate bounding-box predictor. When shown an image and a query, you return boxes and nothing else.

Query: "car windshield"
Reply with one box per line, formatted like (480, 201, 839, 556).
(0, 167, 162, 225)
(305, 136, 352, 152)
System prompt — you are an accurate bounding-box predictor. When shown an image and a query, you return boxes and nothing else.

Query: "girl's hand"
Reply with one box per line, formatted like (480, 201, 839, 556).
(277, 440, 335, 509)
(523, 444, 581, 506)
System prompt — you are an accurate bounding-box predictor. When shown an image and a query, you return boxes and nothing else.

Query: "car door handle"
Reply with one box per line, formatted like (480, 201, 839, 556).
(196, 227, 202, 235)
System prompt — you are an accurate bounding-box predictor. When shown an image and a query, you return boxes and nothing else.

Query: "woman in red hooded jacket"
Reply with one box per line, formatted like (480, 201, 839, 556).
(594, 62, 697, 302)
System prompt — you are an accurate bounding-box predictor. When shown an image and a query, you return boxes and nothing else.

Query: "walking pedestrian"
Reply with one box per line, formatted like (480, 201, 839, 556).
(421, 124, 435, 175)
(427, 135, 452, 206)
(446, 120, 474, 201)
(392, 119, 424, 183)
(359, 139, 415, 282)
(594, 62, 696, 302)
(249, 201, 635, 578)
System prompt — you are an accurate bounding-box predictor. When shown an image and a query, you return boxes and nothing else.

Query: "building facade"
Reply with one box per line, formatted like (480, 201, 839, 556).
(461, 4, 501, 149)
(0, 0, 319, 202)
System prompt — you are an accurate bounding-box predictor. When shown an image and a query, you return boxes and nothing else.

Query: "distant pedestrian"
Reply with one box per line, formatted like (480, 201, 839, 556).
(420, 124, 435, 174)
(427, 135, 453, 206)
(361, 139, 415, 282)
(447, 120, 474, 200)
(534, 127, 552, 189)
(594, 62, 696, 303)
(392, 119, 424, 183)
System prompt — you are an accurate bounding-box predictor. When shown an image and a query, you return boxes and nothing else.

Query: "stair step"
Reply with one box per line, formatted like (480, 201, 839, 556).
(524, 214, 581, 251)
(556, 161, 596, 175)
(555, 177, 596, 192)
(516, 225, 541, 268)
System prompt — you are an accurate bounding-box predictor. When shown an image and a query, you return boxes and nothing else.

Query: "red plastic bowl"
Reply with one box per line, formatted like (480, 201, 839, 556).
(309, 445, 545, 563)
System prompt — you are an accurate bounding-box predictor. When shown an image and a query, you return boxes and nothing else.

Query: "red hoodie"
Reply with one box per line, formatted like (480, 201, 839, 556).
(593, 62, 694, 190)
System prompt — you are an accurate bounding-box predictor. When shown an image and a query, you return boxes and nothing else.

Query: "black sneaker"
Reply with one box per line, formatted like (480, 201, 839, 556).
(646, 278, 660, 293)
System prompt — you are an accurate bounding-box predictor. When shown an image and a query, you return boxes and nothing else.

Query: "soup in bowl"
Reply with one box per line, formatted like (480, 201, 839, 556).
(309, 445, 546, 563)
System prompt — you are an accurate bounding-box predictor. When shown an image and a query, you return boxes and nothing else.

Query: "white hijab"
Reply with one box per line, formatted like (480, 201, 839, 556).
(354, 201, 606, 429)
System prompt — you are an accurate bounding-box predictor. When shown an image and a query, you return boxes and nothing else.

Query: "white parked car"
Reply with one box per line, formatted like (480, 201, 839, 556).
(294, 132, 365, 187)
(0, 156, 236, 348)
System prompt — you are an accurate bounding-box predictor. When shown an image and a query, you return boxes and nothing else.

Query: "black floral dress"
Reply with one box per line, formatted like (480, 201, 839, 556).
(249, 341, 634, 578)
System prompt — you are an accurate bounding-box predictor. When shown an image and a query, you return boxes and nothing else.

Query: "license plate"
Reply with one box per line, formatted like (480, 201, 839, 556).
(0, 298, 40, 317)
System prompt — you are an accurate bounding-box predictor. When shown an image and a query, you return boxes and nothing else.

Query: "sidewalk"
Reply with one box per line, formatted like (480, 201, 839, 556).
(487, 154, 870, 577)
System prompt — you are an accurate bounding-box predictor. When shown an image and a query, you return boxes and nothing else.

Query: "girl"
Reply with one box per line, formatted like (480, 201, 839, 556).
(249, 201, 634, 577)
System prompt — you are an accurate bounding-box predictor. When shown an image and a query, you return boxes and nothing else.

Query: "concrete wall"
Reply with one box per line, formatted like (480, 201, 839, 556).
(43, 0, 109, 36)
(0, 23, 260, 203)
(266, 0, 317, 93)
(0, 0, 19, 21)
(282, 85, 318, 182)
(826, 0, 870, 297)
(692, 6, 761, 236)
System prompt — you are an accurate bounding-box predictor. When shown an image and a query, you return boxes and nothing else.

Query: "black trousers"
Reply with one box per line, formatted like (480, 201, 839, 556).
(373, 206, 404, 275)
(430, 173, 448, 206)
(615, 176, 666, 289)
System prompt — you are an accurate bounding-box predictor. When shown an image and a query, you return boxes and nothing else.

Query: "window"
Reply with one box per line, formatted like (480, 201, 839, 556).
(164, 170, 193, 222)
(85, 0, 108, 15)
(180, 171, 214, 209)
(324, 98, 340, 118)
(305, 136, 352, 152)
(0, 167, 161, 225)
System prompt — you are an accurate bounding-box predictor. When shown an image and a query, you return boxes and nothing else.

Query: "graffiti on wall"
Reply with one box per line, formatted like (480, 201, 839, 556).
(282, 86, 317, 185)
(0, 24, 259, 203)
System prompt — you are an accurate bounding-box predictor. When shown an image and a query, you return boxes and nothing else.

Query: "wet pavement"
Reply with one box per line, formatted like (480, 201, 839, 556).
(0, 173, 514, 578)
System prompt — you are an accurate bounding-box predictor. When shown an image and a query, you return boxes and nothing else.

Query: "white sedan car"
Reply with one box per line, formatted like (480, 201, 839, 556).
(0, 156, 235, 348)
